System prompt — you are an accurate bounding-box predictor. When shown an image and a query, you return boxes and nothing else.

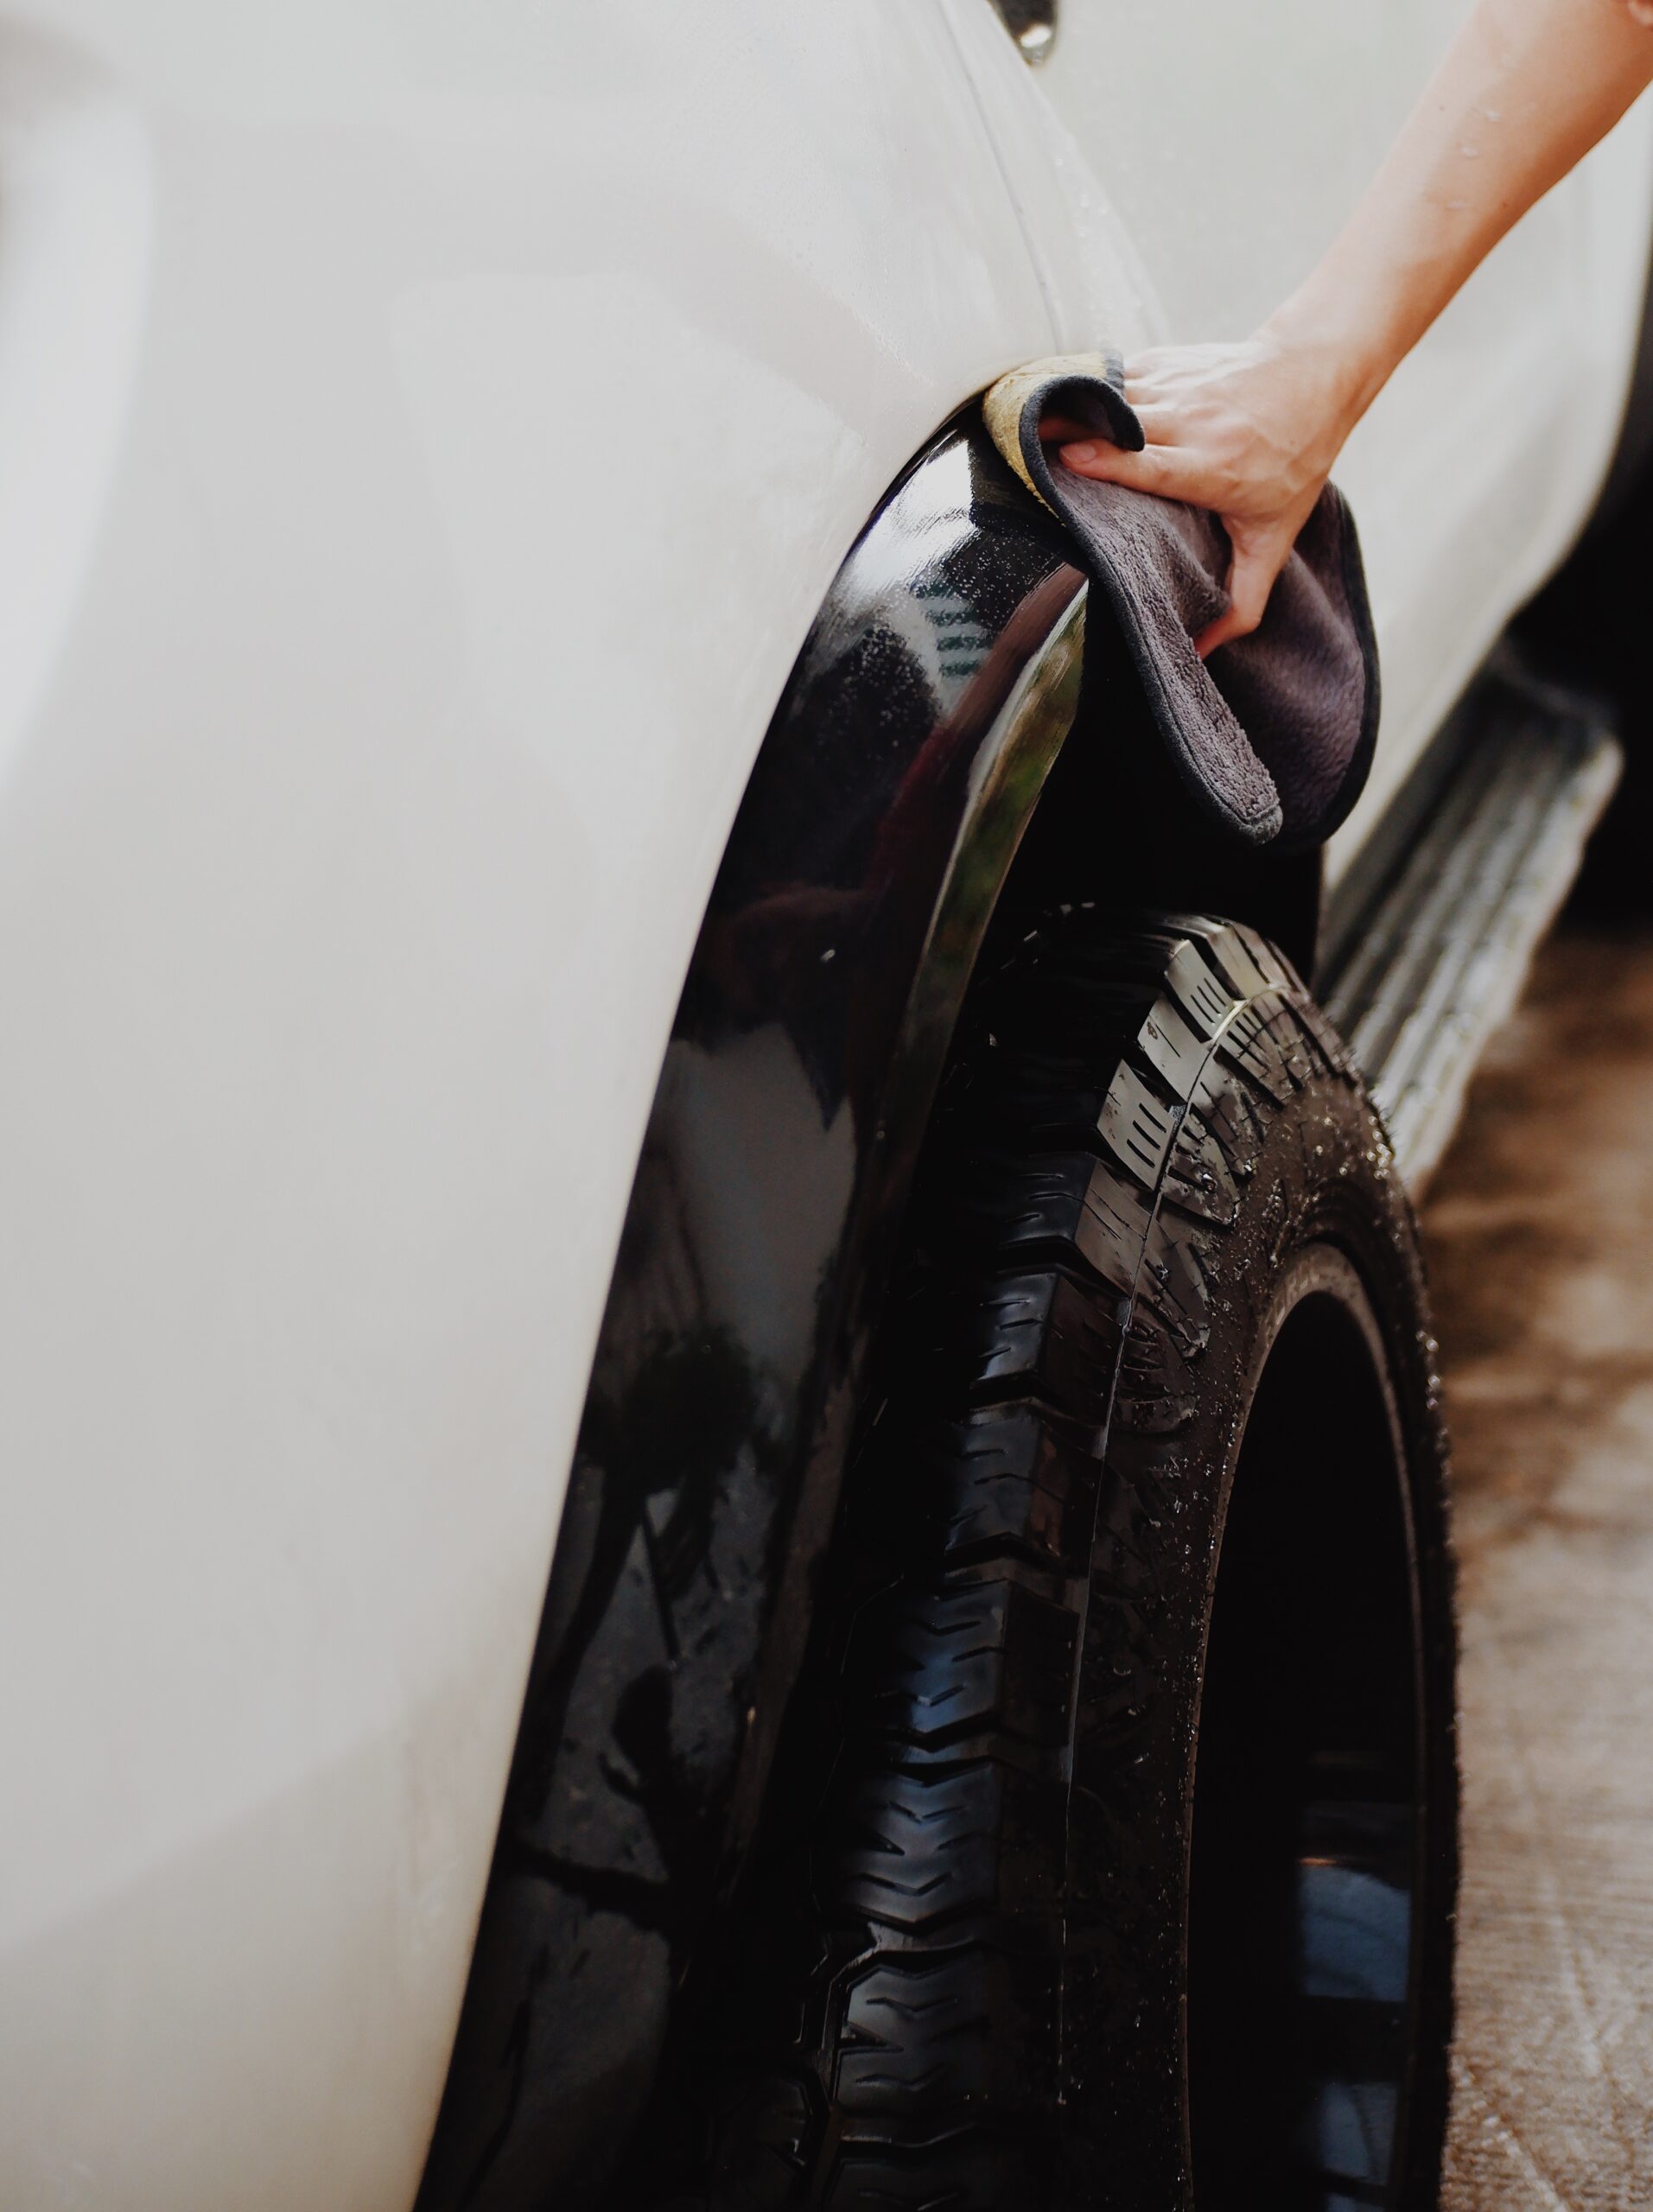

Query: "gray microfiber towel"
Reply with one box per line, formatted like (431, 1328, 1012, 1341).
(983, 351, 1379, 851)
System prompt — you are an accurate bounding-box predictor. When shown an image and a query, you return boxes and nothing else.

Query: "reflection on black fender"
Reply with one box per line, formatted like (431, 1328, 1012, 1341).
(415, 417, 1088, 2212)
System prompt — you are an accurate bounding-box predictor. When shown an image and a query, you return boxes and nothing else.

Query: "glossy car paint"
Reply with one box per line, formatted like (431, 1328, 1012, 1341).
(0, 9, 1059, 2208)
(418, 424, 1090, 2212)
(0, 3, 1647, 2206)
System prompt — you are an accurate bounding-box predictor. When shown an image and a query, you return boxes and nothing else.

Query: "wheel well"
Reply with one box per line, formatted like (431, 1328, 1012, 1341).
(416, 399, 1325, 2211)
(1002, 628, 1324, 981)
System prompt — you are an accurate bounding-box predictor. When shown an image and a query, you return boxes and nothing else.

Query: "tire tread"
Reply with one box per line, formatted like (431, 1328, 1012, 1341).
(688, 911, 1429, 2210)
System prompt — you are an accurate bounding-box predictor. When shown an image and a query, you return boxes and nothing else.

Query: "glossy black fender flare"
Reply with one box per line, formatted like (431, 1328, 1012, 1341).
(414, 411, 1316, 2211)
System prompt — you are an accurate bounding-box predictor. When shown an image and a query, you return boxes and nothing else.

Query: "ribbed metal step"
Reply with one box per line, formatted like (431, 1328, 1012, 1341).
(1320, 665, 1622, 1193)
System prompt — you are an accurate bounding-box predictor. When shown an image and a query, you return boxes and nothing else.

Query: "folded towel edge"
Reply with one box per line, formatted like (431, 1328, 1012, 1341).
(982, 349, 1141, 510)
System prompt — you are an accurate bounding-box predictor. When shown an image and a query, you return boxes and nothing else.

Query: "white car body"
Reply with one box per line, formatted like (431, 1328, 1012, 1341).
(0, 4, 1646, 2205)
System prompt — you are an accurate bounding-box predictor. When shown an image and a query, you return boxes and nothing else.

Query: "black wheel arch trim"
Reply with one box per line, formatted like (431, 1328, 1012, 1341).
(414, 410, 1318, 2210)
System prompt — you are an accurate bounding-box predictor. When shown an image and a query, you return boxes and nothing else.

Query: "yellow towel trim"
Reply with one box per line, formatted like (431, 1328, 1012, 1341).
(982, 351, 1121, 510)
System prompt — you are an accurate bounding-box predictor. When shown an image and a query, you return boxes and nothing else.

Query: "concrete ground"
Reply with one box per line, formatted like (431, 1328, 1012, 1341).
(1425, 923, 1653, 2208)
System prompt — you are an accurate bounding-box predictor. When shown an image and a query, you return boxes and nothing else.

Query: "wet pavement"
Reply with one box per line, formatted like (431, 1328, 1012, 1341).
(1426, 923, 1653, 2208)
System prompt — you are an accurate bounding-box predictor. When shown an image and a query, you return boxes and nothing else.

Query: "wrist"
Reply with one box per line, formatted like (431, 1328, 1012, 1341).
(1259, 292, 1400, 444)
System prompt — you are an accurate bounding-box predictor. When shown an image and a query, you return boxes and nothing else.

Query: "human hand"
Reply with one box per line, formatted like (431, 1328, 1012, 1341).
(1041, 333, 1360, 658)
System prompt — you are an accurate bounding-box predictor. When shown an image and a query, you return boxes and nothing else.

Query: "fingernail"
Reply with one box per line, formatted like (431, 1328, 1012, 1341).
(1062, 441, 1100, 466)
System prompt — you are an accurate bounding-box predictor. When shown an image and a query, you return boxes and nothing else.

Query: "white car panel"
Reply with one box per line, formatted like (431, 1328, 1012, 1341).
(979, 0, 1653, 879)
(0, 2, 1646, 2203)
(0, 6, 1057, 2205)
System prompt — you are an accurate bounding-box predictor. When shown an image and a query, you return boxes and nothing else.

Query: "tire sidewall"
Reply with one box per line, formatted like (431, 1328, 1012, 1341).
(1063, 1041, 1456, 2208)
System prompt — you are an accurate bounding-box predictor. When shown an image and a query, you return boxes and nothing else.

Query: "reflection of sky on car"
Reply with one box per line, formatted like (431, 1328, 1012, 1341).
(839, 437, 991, 690)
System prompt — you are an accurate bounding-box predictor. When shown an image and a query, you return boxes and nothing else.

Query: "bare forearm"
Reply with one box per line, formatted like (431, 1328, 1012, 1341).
(1271, 0, 1653, 431)
(1046, 0, 1653, 653)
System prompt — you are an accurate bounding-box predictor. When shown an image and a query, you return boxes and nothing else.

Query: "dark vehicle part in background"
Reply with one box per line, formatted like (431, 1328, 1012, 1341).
(664, 912, 1458, 2209)
(989, 0, 1059, 66)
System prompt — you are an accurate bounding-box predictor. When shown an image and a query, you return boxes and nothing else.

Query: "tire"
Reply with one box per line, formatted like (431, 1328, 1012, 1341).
(674, 909, 1458, 2212)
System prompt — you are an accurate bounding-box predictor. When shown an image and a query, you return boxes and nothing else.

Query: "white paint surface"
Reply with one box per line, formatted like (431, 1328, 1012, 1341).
(0, 3, 1644, 2204)
(0, 7, 1054, 2205)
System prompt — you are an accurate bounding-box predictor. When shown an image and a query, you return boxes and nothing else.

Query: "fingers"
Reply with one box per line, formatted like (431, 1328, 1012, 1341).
(1194, 528, 1292, 658)
(1122, 402, 1181, 442)
(1046, 436, 1280, 658)
(1194, 605, 1254, 659)
(1040, 404, 1180, 448)
(1122, 351, 1176, 403)
(1055, 439, 1195, 499)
